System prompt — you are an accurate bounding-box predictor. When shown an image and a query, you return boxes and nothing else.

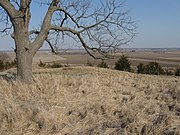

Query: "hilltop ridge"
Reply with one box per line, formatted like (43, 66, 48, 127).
(0, 66, 180, 134)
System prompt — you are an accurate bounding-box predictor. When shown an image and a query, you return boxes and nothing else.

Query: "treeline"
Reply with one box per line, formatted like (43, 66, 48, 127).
(98, 55, 180, 76)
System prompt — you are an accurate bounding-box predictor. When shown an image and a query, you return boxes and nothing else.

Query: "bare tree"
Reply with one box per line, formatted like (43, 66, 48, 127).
(0, 0, 136, 83)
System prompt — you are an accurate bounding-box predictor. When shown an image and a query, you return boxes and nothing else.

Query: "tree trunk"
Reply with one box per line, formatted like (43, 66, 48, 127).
(14, 25, 34, 83)
(16, 48, 33, 83)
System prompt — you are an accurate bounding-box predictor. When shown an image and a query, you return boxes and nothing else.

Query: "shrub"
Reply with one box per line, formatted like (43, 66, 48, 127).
(0, 60, 4, 71)
(145, 62, 164, 75)
(98, 61, 108, 68)
(0, 59, 16, 71)
(38, 60, 62, 68)
(164, 68, 174, 76)
(0, 53, 16, 71)
(4, 61, 12, 69)
(137, 63, 145, 74)
(64, 64, 70, 67)
(49, 63, 62, 68)
(38, 60, 46, 68)
(175, 68, 180, 76)
(115, 55, 131, 71)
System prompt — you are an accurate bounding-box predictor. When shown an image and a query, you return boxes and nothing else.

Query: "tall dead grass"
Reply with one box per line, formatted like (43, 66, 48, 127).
(0, 67, 180, 135)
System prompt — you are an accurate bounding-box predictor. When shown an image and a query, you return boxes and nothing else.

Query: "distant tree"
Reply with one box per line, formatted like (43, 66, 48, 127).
(115, 55, 131, 71)
(145, 62, 164, 75)
(0, 0, 136, 83)
(137, 63, 145, 74)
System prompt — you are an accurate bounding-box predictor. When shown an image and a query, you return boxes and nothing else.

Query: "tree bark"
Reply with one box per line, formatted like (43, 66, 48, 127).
(14, 22, 34, 83)
(16, 48, 33, 83)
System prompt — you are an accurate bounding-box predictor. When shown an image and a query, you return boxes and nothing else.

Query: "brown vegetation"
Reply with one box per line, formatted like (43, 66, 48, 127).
(0, 67, 180, 134)
(0, 53, 16, 72)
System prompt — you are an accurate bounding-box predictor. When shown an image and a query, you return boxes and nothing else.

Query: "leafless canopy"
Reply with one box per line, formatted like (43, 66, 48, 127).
(0, 0, 136, 58)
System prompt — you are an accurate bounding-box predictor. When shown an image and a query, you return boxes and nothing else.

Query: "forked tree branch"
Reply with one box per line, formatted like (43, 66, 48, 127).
(31, 0, 60, 54)
(11, 29, 56, 53)
(1, 0, 137, 59)
(0, 0, 18, 19)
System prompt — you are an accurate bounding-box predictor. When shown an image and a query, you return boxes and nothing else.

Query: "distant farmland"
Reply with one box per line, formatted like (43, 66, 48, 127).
(2, 48, 180, 68)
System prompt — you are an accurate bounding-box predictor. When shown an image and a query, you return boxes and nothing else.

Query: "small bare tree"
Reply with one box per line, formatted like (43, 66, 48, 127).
(0, 0, 136, 83)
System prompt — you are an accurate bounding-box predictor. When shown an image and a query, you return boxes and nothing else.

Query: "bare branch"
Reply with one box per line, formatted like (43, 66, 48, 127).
(0, 25, 12, 34)
(50, 25, 80, 34)
(30, 30, 57, 53)
(32, 0, 60, 54)
(55, 6, 80, 28)
(45, 38, 57, 54)
(51, 0, 136, 58)
(1, 0, 137, 59)
(0, 0, 18, 18)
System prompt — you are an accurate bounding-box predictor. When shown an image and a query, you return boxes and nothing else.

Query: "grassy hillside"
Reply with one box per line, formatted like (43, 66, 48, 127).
(0, 67, 180, 135)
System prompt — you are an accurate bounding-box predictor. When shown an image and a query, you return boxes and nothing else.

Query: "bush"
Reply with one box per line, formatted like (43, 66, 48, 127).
(49, 63, 62, 68)
(115, 55, 131, 71)
(137, 63, 145, 74)
(0, 60, 4, 71)
(164, 68, 174, 76)
(144, 62, 164, 75)
(0, 59, 16, 71)
(38, 60, 46, 68)
(38, 60, 62, 68)
(175, 68, 180, 76)
(0, 53, 16, 71)
(137, 62, 176, 76)
(98, 61, 108, 68)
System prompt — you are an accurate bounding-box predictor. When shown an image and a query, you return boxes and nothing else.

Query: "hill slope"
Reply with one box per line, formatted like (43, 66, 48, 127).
(0, 67, 180, 135)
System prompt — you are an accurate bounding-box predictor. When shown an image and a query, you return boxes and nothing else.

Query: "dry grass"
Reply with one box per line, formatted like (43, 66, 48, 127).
(0, 66, 180, 135)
